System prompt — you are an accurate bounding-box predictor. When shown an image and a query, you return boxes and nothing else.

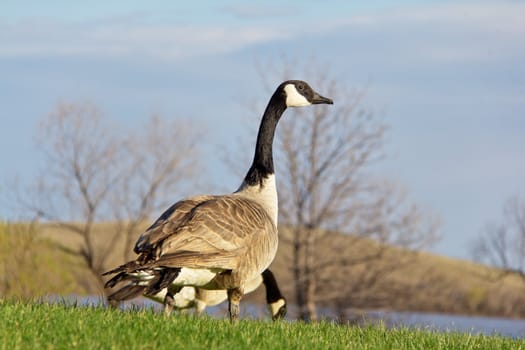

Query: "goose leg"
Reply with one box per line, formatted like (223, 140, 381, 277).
(195, 299, 207, 315)
(194, 288, 206, 315)
(163, 285, 182, 317)
(227, 287, 243, 324)
(164, 292, 175, 317)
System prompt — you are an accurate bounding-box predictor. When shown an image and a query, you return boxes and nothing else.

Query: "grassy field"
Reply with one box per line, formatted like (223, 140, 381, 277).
(0, 302, 522, 350)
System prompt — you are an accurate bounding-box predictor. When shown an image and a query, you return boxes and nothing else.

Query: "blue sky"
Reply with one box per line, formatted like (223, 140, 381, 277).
(1, 1, 524, 260)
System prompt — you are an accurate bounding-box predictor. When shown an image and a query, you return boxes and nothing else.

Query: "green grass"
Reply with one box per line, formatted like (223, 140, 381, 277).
(0, 302, 522, 350)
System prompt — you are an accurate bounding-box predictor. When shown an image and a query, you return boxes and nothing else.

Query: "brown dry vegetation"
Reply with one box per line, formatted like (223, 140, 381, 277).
(2, 222, 524, 319)
(0, 223, 83, 299)
(264, 228, 525, 319)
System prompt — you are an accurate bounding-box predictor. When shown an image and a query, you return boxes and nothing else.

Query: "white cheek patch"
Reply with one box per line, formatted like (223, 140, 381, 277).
(268, 298, 286, 316)
(284, 84, 311, 107)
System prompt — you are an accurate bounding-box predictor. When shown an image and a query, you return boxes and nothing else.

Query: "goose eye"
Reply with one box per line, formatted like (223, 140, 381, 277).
(297, 84, 304, 91)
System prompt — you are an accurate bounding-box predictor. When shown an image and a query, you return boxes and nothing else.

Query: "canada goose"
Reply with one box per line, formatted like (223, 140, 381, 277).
(103, 80, 333, 322)
(150, 269, 287, 320)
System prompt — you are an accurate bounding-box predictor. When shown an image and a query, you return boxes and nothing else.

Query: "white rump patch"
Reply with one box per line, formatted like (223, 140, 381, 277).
(173, 268, 217, 287)
(284, 84, 311, 107)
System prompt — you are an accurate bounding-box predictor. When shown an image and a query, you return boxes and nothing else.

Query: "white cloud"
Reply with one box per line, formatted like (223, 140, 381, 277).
(0, 18, 289, 60)
(0, 1, 523, 64)
(348, 2, 525, 32)
(220, 4, 302, 19)
(344, 2, 525, 63)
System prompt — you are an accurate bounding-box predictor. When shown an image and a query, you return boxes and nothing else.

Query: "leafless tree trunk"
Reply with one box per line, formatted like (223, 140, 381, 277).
(471, 196, 525, 284)
(18, 102, 200, 295)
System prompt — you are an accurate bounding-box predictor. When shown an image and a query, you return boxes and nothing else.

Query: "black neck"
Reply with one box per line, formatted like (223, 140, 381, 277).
(262, 269, 284, 303)
(243, 89, 287, 187)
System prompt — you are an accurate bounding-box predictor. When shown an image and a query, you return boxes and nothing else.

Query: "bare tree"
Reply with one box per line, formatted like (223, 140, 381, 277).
(19, 102, 200, 294)
(248, 60, 438, 321)
(111, 114, 200, 262)
(472, 196, 525, 283)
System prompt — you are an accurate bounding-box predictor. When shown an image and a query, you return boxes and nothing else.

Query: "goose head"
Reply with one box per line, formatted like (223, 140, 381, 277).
(281, 80, 334, 107)
(269, 297, 287, 321)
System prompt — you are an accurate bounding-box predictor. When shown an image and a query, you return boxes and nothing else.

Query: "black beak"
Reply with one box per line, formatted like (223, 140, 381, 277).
(311, 92, 334, 105)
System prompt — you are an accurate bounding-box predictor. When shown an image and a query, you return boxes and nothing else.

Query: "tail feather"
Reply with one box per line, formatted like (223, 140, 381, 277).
(145, 268, 180, 296)
(107, 285, 146, 302)
(104, 272, 132, 289)
(102, 260, 144, 276)
(105, 267, 180, 300)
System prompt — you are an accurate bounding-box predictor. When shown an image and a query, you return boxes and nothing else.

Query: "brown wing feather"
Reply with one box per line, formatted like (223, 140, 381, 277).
(153, 250, 244, 270)
(134, 195, 214, 253)
(157, 196, 274, 258)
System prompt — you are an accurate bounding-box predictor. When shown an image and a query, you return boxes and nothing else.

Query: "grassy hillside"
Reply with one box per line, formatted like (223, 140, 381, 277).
(2, 222, 525, 318)
(0, 223, 82, 299)
(0, 302, 521, 350)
